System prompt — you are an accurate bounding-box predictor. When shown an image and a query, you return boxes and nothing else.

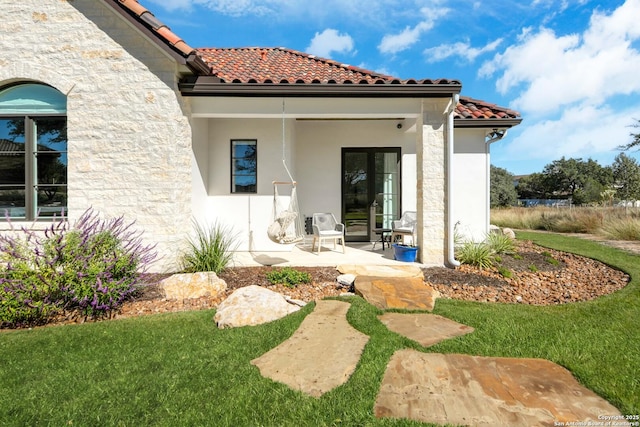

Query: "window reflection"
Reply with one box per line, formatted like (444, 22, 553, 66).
(231, 140, 257, 193)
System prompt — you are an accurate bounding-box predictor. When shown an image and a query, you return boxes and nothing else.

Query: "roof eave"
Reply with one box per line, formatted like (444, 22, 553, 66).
(179, 77, 462, 98)
(454, 118, 522, 129)
(104, 0, 211, 75)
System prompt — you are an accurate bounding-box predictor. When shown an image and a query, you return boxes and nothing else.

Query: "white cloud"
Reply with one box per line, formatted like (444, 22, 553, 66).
(502, 104, 640, 164)
(424, 38, 503, 63)
(306, 29, 355, 59)
(480, 0, 640, 115)
(378, 6, 450, 54)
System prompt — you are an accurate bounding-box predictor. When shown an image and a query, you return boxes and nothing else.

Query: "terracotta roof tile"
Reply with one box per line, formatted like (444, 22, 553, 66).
(455, 96, 521, 121)
(114, 0, 195, 58)
(105, 2, 519, 124)
(196, 47, 459, 86)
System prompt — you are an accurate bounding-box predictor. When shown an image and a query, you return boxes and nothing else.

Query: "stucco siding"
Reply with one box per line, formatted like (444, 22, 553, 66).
(453, 128, 490, 242)
(0, 1, 193, 272)
(190, 117, 420, 252)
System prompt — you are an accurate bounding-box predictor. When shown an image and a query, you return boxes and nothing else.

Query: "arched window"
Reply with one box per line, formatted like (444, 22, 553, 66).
(0, 83, 67, 220)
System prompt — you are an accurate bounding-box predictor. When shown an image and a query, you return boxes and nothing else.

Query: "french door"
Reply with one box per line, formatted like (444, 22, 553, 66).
(342, 148, 401, 242)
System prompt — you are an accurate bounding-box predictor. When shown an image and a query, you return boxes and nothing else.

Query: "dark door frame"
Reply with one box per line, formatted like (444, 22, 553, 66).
(341, 147, 401, 242)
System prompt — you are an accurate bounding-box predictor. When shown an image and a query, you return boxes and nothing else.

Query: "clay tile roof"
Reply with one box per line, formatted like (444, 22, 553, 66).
(114, 0, 195, 58)
(105, 2, 519, 124)
(196, 47, 460, 86)
(455, 96, 521, 122)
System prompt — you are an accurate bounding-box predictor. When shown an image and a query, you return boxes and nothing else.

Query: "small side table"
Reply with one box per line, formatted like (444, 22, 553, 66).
(372, 228, 391, 250)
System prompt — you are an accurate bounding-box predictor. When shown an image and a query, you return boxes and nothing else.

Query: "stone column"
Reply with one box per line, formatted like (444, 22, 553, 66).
(416, 100, 449, 265)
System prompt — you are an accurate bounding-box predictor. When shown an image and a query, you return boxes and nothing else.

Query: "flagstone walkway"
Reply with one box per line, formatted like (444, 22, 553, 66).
(249, 265, 622, 426)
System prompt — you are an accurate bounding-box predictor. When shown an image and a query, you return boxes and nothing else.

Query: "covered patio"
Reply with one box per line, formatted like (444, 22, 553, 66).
(231, 237, 435, 268)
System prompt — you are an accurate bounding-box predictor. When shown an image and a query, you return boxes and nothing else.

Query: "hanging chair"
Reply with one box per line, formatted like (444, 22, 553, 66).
(267, 99, 306, 245)
(267, 182, 305, 244)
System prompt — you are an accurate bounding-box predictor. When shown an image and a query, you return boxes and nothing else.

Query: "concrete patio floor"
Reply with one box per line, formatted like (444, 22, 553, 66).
(231, 237, 434, 268)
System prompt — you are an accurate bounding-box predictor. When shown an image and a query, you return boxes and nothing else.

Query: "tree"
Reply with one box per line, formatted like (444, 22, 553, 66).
(516, 172, 551, 200)
(540, 157, 612, 204)
(612, 153, 640, 201)
(618, 119, 640, 151)
(490, 165, 518, 207)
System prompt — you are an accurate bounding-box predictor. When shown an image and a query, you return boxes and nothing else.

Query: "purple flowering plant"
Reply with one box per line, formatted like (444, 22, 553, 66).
(0, 208, 157, 328)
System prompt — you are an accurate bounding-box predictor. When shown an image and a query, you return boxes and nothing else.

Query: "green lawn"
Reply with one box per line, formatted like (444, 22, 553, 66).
(0, 232, 638, 426)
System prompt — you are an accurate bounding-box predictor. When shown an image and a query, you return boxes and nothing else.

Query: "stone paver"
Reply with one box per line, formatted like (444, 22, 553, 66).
(354, 276, 438, 310)
(337, 264, 424, 278)
(374, 350, 622, 426)
(250, 300, 369, 397)
(378, 312, 474, 347)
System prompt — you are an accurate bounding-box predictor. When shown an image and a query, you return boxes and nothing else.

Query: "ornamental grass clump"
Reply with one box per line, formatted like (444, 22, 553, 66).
(180, 221, 239, 275)
(0, 209, 157, 328)
(455, 242, 494, 269)
(486, 232, 517, 255)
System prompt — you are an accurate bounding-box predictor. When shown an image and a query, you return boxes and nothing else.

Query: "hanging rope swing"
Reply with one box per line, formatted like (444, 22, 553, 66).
(267, 100, 305, 244)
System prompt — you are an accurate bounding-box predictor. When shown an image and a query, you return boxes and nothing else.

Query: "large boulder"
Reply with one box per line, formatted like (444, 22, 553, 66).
(214, 285, 304, 328)
(159, 272, 227, 300)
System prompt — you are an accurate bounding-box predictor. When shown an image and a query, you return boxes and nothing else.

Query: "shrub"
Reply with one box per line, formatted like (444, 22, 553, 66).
(0, 209, 157, 327)
(545, 256, 560, 266)
(486, 232, 516, 255)
(497, 266, 513, 278)
(181, 221, 238, 274)
(456, 242, 493, 269)
(266, 268, 311, 288)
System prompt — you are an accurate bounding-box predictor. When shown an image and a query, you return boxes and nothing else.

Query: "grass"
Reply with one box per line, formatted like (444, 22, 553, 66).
(0, 233, 638, 425)
(491, 206, 640, 240)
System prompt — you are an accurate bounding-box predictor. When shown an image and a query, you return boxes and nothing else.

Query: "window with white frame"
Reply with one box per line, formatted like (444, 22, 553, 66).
(230, 139, 257, 193)
(0, 83, 67, 220)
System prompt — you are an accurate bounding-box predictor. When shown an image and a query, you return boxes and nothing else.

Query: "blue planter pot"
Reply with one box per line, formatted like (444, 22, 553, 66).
(392, 243, 418, 262)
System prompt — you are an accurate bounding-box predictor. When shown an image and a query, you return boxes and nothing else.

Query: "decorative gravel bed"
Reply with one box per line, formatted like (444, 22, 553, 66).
(112, 241, 631, 321)
(424, 241, 630, 305)
(36, 240, 631, 326)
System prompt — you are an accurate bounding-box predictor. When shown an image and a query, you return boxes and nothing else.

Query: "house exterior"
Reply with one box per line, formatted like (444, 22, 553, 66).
(0, 0, 521, 271)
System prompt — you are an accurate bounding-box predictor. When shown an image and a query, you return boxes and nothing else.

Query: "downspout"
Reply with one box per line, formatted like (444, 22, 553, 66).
(447, 94, 460, 267)
(485, 129, 508, 235)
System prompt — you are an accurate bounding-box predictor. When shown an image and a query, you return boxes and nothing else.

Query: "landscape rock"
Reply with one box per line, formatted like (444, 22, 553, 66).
(502, 227, 516, 239)
(338, 264, 423, 278)
(354, 276, 438, 311)
(374, 350, 622, 426)
(336, 273, 356, 288)
(214, 285, 302, 328)
(251, 300, 369, 397)
(159, 272, 227, 301)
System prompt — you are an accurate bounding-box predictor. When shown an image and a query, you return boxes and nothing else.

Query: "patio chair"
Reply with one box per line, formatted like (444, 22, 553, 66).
(391, 211, 417, 245)
(311, 213, 345, 254)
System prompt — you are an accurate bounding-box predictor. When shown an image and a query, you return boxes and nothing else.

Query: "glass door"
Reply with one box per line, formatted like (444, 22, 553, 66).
(342, 148, 400, 241)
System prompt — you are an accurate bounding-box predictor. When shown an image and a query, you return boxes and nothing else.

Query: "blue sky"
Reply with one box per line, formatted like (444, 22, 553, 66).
(142, 0, 640, 175)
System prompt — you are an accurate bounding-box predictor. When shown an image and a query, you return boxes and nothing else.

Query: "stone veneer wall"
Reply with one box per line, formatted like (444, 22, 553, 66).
(417, 99, 449, 266)
(0, 1, 193, 272)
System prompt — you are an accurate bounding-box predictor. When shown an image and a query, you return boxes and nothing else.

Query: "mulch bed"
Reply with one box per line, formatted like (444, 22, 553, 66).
(7, 240, 632, 328)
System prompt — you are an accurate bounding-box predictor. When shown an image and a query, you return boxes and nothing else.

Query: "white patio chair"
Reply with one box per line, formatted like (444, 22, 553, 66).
(391, 211, 417, 245)
(311, 213, 345, 254)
